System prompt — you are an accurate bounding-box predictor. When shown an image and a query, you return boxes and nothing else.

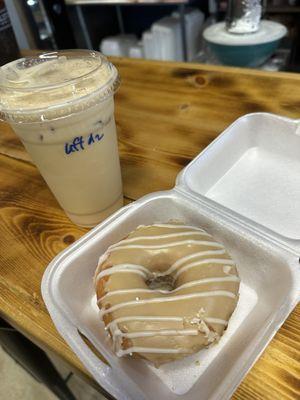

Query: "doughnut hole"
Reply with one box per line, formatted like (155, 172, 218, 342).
(146, 273, 175, 291)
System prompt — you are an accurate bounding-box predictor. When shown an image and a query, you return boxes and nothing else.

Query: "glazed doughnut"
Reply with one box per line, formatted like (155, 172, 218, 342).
(95, 223, 240, 365)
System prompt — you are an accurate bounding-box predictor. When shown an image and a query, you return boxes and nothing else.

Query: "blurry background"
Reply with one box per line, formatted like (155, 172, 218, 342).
(3, 0, 300, 71)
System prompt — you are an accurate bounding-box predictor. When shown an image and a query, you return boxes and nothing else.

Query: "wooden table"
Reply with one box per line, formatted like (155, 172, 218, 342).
(0, 57, 299, 400)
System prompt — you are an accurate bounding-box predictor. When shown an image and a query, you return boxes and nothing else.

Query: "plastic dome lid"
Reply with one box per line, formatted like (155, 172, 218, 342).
(0, 50, 120, 123)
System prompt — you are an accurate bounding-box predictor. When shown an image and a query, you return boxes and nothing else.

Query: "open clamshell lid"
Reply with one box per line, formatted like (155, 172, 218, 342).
(177, 113, 300, 254)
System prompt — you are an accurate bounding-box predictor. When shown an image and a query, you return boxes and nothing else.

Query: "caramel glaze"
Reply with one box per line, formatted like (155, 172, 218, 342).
(95, 224, 240, 366)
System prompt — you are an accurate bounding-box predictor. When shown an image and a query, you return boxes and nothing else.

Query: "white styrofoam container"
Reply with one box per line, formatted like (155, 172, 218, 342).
(129, 43, 144, 59)
(152, 17, 181, 61)
(100, 35, 137, 57)
(142, 30, 158, 60)
(42, 113, 300, 400)
(172, 9, 205, 61)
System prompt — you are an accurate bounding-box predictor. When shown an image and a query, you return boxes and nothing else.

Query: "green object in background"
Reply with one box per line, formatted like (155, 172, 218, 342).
(206, 40, 281, 67)
(203, 21, 287, 68)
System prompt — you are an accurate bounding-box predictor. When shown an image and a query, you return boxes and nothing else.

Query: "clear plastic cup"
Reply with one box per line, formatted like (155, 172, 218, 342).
(0, 50, 123, 227)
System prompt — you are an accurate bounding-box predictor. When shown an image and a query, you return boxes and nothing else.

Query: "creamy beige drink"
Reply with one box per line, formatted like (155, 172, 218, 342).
(0, 50, 123, 227)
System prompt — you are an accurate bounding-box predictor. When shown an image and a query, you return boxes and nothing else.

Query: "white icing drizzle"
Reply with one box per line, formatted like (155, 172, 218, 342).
(116, 346, 189, 357)
(137, 224, 207, 232)
(108, 231, 212, 250)
(96, 256, 235, 284)
(166, 249, 227, 274)
(205, 317, 227, 325)
(99, 290, 236, 312)
(174, 258, 235, 279)
(106, 314, 227, 356)
(96, 264, 149, 282)
(108, 239, 224, 253)
(114, 328, 199, 339)
(106, 316, 183, 330)
(99, 288, 153, 301)
(96, 254, 232, 284)
(106, 315, 227, 331)
(174, 275, 239, 290)
(99, 276, 240, 302)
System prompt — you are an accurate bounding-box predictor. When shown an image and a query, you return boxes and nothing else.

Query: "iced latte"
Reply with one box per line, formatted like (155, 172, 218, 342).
(0, 50, 123, 227)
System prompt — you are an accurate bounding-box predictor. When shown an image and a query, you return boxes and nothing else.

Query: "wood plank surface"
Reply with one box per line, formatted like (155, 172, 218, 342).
(0, 57, 299, 399)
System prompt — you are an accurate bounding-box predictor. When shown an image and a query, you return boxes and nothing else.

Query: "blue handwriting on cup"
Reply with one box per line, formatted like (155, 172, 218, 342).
(65, 133, 104, 155)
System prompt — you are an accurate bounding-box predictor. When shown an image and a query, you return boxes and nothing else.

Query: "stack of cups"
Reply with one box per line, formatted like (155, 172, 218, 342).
(0, 50, 123, 227)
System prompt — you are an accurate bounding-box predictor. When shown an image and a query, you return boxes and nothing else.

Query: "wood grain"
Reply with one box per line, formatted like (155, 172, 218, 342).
(0, 57, 300, 399)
